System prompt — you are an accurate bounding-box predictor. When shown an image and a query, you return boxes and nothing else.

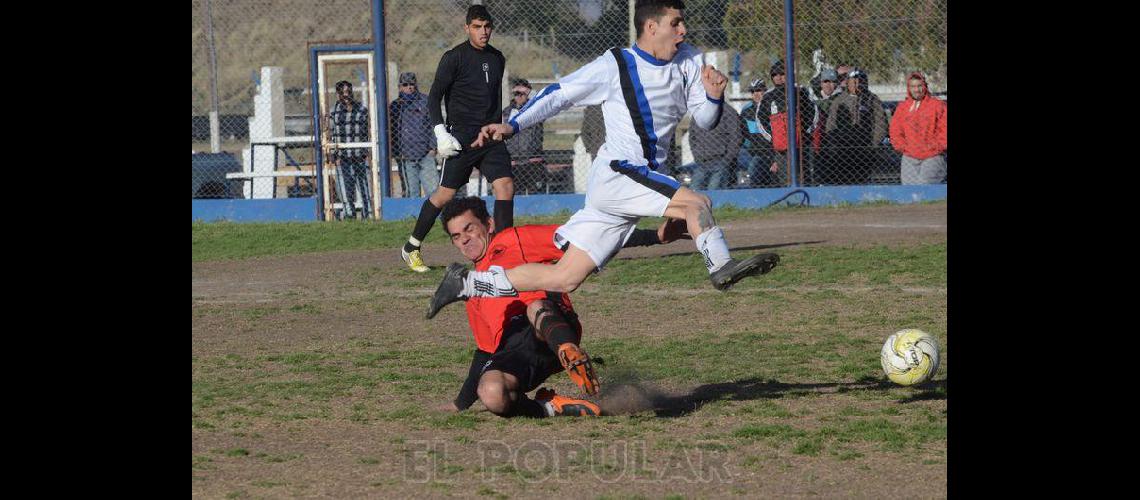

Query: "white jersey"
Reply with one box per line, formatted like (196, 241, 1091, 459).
(509, 43, 724, 269)
(508, 43, 723, 173)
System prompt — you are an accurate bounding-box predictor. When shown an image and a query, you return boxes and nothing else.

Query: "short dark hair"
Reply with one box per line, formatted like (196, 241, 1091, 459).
(440, 196, 491, 233)
(335, 80, 352, 93)
(466, 4, 493, 25)
(511, 78, 531, 89)
(634, 0, 685, 39)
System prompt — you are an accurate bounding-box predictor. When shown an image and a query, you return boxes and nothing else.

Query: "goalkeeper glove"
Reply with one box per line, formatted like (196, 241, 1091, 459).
(434, 124, 461, 158)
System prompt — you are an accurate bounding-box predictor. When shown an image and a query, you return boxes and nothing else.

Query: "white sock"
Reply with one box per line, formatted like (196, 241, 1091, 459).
(541, 400, 556, 417)
(462, 265, 519, 298)
(694, 226, 732, 273)
(407, 236, 422, 248)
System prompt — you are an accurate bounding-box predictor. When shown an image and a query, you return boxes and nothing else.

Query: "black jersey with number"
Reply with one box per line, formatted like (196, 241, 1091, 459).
(428, 41, 506, 134)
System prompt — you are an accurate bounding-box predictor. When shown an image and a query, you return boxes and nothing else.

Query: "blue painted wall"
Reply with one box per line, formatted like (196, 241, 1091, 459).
(192, 185, 946, 223)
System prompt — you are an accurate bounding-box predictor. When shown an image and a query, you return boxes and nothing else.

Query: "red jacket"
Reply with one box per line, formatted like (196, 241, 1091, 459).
(465, 225, 573, 353)
(889, 72, 947, 160)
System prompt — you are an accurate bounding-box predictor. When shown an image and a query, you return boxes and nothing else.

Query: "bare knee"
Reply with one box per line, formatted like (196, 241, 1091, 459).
(429, 187, 456, 208)
(492, 178, 515, 199)
(526, 300, 556, 325)
(477, 379, 509, 415)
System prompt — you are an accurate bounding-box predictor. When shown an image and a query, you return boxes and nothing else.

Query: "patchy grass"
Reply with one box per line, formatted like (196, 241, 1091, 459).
(193, 204, 946, 497)
(192, 201, 939, 262)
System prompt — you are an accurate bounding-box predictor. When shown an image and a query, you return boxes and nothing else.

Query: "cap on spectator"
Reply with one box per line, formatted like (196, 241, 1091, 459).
(820, 68, 838, 82)
(848, 68, 868, 82)
(770, 60, 785, 77)
(748, 78, 767, 92)
(398, 72, 416, 85)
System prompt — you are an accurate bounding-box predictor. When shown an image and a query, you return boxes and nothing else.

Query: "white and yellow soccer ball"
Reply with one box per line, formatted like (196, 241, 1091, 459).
(880, 329, 941, 386)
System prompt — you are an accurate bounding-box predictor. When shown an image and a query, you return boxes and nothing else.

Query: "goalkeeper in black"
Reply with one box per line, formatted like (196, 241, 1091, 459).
(400, 4, 516, 274)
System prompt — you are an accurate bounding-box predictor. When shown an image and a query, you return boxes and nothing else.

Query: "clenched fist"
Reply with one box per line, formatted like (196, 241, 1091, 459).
(701, 64, 728, 100)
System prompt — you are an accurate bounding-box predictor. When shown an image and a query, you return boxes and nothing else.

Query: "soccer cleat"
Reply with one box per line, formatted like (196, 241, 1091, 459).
(709, 252, 780, 291)
(426, 263, 468, 319)
(557, 343, 600, 396)
(535, 388, 600, 416)
(401, 247, 430, 273)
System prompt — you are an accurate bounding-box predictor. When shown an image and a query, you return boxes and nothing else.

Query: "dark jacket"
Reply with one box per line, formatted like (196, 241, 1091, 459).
(502, 103, 544, 159)
(739, 100, 772, 153)
(690, 104, 742, 163)
(389, 91, 433, 159)
(825, 86, 888, 148)
(580, 104, 605, 157)
(758, 84, 817, 152)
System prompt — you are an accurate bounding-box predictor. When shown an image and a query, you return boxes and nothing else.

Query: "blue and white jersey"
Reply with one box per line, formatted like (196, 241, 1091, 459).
(508, 43, 723, 173)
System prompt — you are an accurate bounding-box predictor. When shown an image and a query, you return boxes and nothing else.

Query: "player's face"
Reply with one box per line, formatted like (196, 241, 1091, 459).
(465, 18, 493, 49)
(446, 210, 494, 262)
(908, 78, 926, 100)
(752, 89, 764, 102)
(647, 8, 686, 60)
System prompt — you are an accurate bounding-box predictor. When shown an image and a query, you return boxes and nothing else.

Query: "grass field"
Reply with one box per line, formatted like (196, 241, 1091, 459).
(192, 202, 947, 498)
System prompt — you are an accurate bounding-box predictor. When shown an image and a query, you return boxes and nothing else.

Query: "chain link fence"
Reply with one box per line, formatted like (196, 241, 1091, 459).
(192, 0, 946, 206)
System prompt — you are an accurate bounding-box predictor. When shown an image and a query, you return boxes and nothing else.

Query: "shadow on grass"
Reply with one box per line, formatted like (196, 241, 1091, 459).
(623, 240, 827, 260)
(598, 377, 946, 417)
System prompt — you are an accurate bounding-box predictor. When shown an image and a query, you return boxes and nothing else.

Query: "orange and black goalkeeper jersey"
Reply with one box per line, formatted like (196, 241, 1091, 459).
(465, 225, 574, 353)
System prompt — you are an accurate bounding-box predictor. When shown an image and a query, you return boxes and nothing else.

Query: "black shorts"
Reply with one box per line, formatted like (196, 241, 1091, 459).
(482, 312, 580, 394)
(439, 126, 513, 190)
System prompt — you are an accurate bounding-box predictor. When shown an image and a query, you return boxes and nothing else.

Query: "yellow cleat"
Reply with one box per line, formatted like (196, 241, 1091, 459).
(401, 247, 430, 273)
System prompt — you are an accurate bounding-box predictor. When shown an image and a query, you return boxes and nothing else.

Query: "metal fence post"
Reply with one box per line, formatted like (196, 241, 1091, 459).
(372, 0, 392, 209)
(783, 0, 799, 188)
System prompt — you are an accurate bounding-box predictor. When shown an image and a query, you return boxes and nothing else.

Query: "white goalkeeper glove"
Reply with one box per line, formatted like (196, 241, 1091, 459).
(434, 124, 461, 159)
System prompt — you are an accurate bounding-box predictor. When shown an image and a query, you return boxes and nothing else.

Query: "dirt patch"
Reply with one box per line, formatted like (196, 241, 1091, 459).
(193, 202, 946, 304)
(193, 202, 947, 497)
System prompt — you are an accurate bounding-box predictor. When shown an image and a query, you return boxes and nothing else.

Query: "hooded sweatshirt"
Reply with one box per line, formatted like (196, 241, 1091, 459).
(889, 72, 947, 160)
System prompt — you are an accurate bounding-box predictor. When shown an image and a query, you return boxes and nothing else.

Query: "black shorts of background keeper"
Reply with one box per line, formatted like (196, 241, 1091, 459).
(483, 314, 574, 394)
(438, 132, 513, 190)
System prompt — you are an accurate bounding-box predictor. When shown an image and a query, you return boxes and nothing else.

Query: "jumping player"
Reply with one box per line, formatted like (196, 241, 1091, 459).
(438, 197, 687, 416)
(427, 0, 778, 319)
(400, 4, 515, 273)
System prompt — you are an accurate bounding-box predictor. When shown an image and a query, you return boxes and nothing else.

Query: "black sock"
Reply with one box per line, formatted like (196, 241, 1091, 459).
(494, 200, 514, 231)
(537, 308, 580, 353)
(505, 395, 548, 418)
(405, 199, 442, 253)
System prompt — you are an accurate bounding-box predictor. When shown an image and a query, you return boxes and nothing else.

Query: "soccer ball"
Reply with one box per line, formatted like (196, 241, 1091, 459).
(880, 329, 940, 386)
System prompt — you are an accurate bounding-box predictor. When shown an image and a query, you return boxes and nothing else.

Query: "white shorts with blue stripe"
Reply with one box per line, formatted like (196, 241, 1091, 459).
(553, 151, 681, 268)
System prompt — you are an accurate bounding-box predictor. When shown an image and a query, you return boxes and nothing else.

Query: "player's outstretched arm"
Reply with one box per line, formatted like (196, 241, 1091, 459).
(471, 123, 514, 148)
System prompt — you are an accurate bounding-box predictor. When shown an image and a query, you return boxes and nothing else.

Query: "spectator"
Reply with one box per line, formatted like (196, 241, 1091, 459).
(890, 72, 947, 184)
(580, 104, 605, 158)
(835, 64, 854, 88)
(812, 68, 844, 185)
(502, 78, 546, 193)
(389, 72, 437, 198)
(824, 68, 888, 185)
(758, 60, 817, 187)
(737, 78, 772, 188)
(688, 102, 742, 190)
(329, 80, 372, 219)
